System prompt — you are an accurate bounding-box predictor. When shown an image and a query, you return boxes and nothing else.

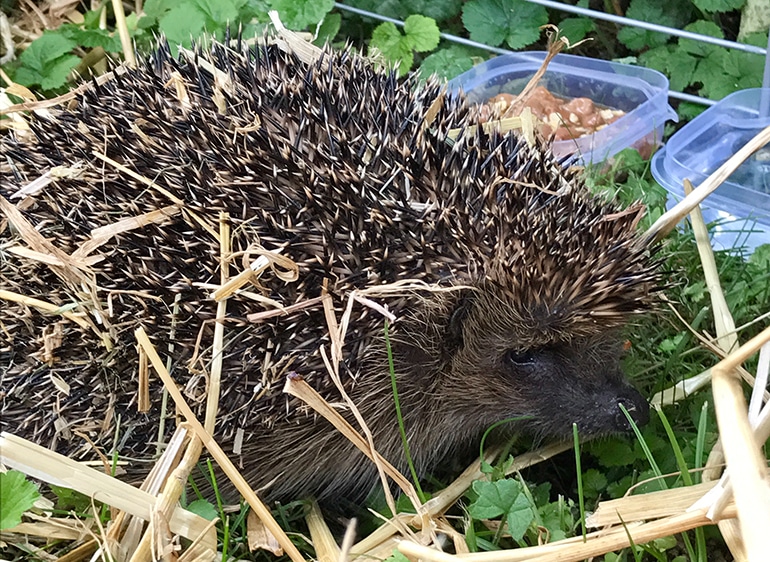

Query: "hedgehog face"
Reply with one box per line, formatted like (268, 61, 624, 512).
(492, 337, 649, 438)
(436, 289, 649, 440)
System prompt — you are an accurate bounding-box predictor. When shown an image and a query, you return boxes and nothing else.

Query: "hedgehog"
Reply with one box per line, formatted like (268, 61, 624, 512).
(0, 34, 659, 504)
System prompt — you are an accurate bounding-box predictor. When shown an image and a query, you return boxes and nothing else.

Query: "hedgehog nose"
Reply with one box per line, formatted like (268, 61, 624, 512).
(613, 391, 650, 431)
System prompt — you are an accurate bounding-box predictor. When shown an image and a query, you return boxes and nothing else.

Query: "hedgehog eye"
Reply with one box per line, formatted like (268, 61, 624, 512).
(504, 349, 537, 366)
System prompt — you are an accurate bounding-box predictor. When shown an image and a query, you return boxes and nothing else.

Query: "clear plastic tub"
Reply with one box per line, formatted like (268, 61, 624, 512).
(652, 88, 770, 252)
(447, 51, 677, 165)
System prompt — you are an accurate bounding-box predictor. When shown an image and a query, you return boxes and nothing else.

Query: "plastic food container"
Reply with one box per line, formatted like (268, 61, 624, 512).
(447, 51, 677, 165)
(652, 88, 770, 252)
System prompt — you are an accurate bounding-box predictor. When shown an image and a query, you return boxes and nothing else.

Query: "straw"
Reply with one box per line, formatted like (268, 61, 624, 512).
(0, 433, 216, 550)
(133, 327, 307, 562)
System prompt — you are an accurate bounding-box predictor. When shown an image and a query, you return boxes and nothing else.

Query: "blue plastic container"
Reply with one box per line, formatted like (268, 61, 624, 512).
(447, 51, 677, 165)
(652, 88, 770, 252)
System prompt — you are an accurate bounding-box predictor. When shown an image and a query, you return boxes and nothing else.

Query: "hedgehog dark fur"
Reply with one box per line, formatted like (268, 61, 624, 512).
(0, 37, 659, 503)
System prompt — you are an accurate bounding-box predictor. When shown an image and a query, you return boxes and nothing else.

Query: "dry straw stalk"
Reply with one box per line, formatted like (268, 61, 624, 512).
(0, 432, 216, 550)
(710, 326, 770, 560)
(133, 327, 307, 562)
(684, 178, 745, 558)
(305, 500, 340, 562)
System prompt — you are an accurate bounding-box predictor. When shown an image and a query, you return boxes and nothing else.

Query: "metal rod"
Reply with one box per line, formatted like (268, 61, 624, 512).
(761, 32, 770, 118)
(525, 0, 767, 56)
(334, 2, 733, 107)
(669, 91, 717, 106)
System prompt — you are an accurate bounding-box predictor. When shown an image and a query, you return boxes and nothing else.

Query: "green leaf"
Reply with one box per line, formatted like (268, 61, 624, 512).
(617, 0, 690, 50)
(143, 0, 177, 21)
(0, 470, 41, 530)
(271, 0, 335, 31)
(18, 31, 77, 71)
(14, 54, 81, 90)
(581, 468, 608, 498)
(394, 52, 415, 76)
(617, 25, 667, 51)
(682, 281, 707, 302)
(403, 15, 440, 52)
(640, 46, 697, 92)
(50, 485, 94, 513)
(590, 438, 639, 467)
(394, 494, 416, 514)
(692, 49, 733, 98)
(462, 0, 548, 49)
(59, 24, 123, 52)
(529, 482, 551, 506)
(468, 477, 533, 539)
(125, 12, 140, 33)
(314, 13, 341, 45)
(692, 0, 745, 12)
(749, 244, 770, 270)
(538, 498, 574, 542)
(241, 21, 271, 39)
(638, 45, 671, 73)
(653, 534, 678, 550)
(664, 52, 699, 92)
(744, 31, 770, 49)
(186, 499, 218, 520)
(680, 21, 723, 57)
(677, 101, 707, 120)
(725, 49, 764, 90)
(384, 550, 412, 562)
(370, 22, 413, 75)
(479, 459, 495, 475)
(369, 21, 403, 61)
(658, 333, 685, 352)
(414, 0, 463, 22)
(241, 0, 271, 21)
(158, 4, 207, 47)
(505, 494, 534, 542)
(420, 46, 478, 81)
(557, 17, 595, 43)
(468, 479, 520, 519)
(194, 0, 242, 27)
(371, 21, 402, 54)
(138, 15, 160, 30)
(344, 0, 463, 23)
(82, 9, 106, 28)
(606, 475, 634, 498)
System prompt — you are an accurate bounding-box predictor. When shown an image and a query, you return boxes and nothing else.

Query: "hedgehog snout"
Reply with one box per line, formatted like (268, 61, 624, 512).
(610, 386, 650, 432)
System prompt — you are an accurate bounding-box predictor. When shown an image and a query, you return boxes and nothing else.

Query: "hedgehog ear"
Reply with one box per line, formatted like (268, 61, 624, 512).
(446, 292, 476, 351)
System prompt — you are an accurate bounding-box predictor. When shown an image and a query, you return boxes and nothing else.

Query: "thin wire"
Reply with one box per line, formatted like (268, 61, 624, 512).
(334, 2, 720, 106)
(761, 33, 770, 118)
(670, 91, 717, 106)
(525, 0, 767, 56)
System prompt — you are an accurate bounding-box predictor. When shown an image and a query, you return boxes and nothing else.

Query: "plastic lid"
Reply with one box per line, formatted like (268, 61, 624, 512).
(652, 88, 770, 223)
(447, 52, 677, 165)
(652, 149, 770, 251)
